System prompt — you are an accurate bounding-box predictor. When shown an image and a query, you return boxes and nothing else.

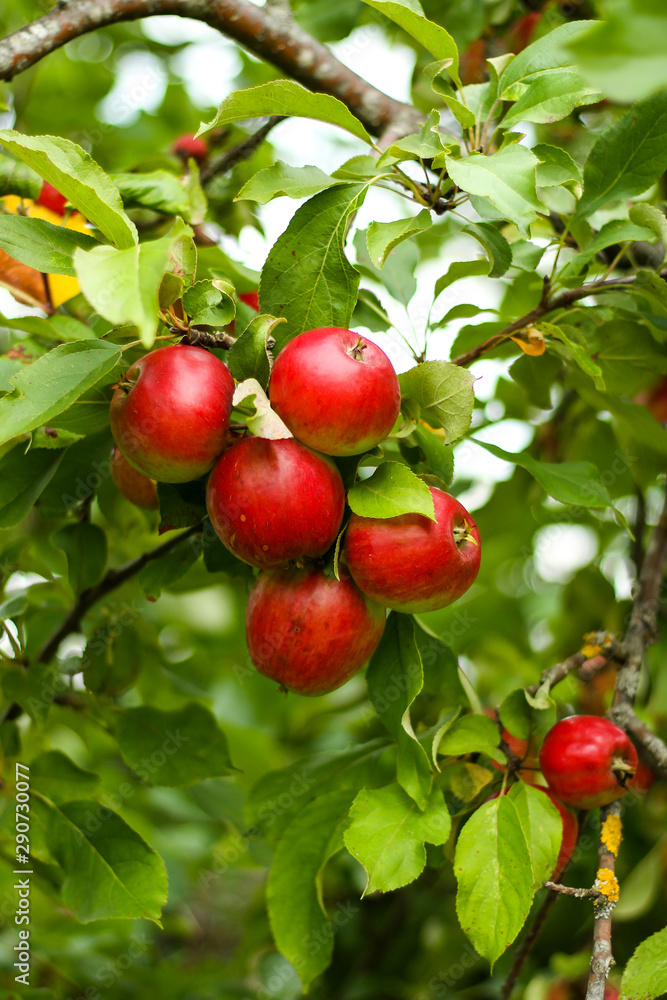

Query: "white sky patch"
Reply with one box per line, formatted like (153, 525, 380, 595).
(170, 41, 243, 108)
(532, 524, 599, 583)
(97, 51, 167, 126)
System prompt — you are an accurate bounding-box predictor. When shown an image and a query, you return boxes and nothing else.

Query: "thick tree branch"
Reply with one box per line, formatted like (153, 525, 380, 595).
(35, 522, 202, 665)
(0, 0, 421, 138)
(452, 270, 667, 367)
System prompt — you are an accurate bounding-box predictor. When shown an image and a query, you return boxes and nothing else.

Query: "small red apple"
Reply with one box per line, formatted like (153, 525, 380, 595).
(172, 133, 209, 165)
(246, 565, 386, 695)
(488, 785, 578, 879)
(239, 290, 259, 311)
(539, 716, 638, 809)
(344, 487, 480, 613)
(35, 181, 67, 216)
(635, 377, 667, 423)
(206, 436, 345, 568)
(110, 446, 159, 510)
(268, 327, 401, 456)
(110, 344, 234, 483)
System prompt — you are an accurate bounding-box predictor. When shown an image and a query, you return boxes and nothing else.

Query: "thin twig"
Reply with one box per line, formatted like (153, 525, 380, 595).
(613, 704, 667, 775)
(544, 882, 602, 900)
(35, 522, 202, 665)
(585, 802, 623, 1000)
(200, 116, 286, 184)
(452, 269, 667, 367)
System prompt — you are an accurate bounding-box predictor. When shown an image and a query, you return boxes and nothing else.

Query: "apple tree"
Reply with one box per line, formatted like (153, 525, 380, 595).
(0, 1, 666, 998)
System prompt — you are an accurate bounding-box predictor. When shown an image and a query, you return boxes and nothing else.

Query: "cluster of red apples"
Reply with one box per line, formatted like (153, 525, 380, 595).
(110, 322, 481, 695)
(491, 712, 640, 878)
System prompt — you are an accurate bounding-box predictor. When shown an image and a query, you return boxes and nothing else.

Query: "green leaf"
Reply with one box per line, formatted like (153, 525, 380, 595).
(533, 143, 582, 190)
(366, 209, 432, 268)
(74, 237, 175, 347)
(620, 926, 667, 1000)
(0, 445, 64, 528)
(366, 613, 432, 808)
(474, 440, 626, 519)
(399, 361, 474, 443)
(378, 111, 448, 165)
(183, 278, 235, 327)
(502, 71, 601, 129)
(498, 21, 599, 98)
(112, 169, 192, 218)
(267, 789, 356, 990)
(115, 704, 236, 787)
(82, 623, 142, 696)
(246, 738, 389, 842)
(347, 462, 436, 519)
(0, 130, 137, 249)
(454, 796, 534, 966)
(233, 378, 293, 440)
(434, 258, 490, 298)
(510, 351, 562, 409)
(52, 522, 107, 596)
(508, 783, 561, 888)
(0, 340, 121, 448)
(30, 751, 100, 804)
(412, 423, 454, 485)
(447, 146, 542, 237)
(558, 219, 655, 278)
(460, 222, 512, 278)
(574, 92, 667, 221)
(156, 482, 206, 534)
(199, 81, 373, 145)
(414, 621, 470, 709)
(344, 783, 451, 893)
(543, 322, 604, 387)
(228, 314, 285, 389)
(260, 184, 367, 350)
(1, 663, 60, 724)
(566, 0, 667, 103)
(433, 713, 505, 764)
(138, 535, 201, 600)
(0, 215, 98, 276)
(629, 204, 667, 264)
(236, 161, 339, 204)
(0, 153, 41, 199)
(361, 0, 460, 86)
(32, 793, 167, 923)
(0, 311, 95, 341)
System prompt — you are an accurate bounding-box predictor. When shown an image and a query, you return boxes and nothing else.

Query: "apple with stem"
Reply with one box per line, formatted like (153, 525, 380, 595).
(268, 327, 401, 456)
(110, 446, 159, 510)
(246, 565, 386, 695)
(344, 486, 480, 613)
(110, 344, 234, 483)
(206, 436, 345, 568)
(539, 715, 638, 809)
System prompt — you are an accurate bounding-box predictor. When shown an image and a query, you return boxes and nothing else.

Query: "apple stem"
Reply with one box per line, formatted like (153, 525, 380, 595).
(453, 520, 478, 548)
(611, 757, 636, 788)
(348, 337, 368, 362)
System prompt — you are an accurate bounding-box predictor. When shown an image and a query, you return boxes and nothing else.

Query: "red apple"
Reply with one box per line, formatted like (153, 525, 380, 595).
(628, 758, 655, 794)
(206, 436, 345, 568)
(268, 327, 401, 456)
(36, 181, 67, 216)
(172, 133, 209, 165)
(239, 290, 259, 311)
(635, 377, 667, 423)
(246, 565, 386, 695)
(539, 716, 638, 809)
(344, 487, 480, 613)
(110, 344, 234, 483)
(488, 785, 578, 879)
(110, 446, 159, 510)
